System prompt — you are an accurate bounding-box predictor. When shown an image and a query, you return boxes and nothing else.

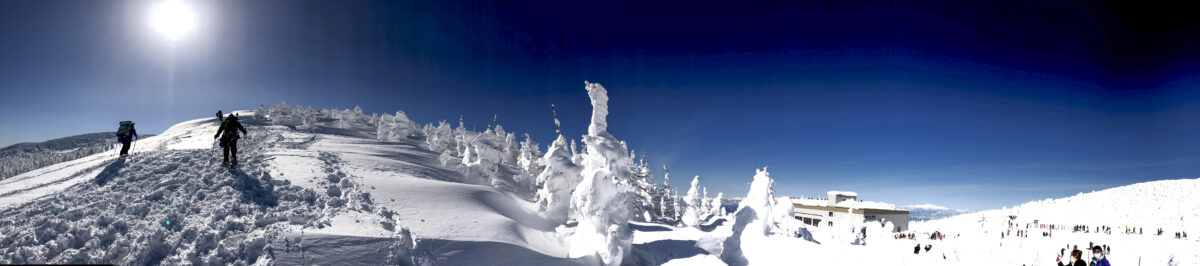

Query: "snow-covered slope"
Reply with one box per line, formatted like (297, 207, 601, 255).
(902, 204, 971, 222)
(0, 132, 154, 180)
(2, 86, 1197, 266)
(0, 111, 588, 265)
(910, 178, 1200, 265)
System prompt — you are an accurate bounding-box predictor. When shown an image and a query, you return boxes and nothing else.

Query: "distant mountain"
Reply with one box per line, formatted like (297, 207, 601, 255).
(0, 133, 152, 180)
(901, 204, 971, 221)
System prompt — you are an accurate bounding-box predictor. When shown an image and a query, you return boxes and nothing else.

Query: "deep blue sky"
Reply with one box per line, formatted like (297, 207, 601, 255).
(2, 0, 1198, 210)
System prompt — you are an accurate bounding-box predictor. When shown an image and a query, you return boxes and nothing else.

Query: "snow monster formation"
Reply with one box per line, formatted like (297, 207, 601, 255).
(567, 82, 635, 266)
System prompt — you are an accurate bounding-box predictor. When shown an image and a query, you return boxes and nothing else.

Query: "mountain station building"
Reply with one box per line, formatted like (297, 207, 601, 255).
(791, 191, 910, 232)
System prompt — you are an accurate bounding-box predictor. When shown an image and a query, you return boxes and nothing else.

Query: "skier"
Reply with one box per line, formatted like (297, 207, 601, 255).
(216, 110, 223, 121)
(1057, 250, 1086, 266)
(214, 114, 248, 166)
(115, 121, 137, 157)
(914, 243, 921, 254)
(1090, 246, 1111, 266)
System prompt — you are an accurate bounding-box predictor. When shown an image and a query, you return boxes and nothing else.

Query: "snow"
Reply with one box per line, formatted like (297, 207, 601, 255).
(2, 84, 1198, 265)
(827, 190, 858, 197)
(535, 135, 582, 224)
(904, 204, 951, 210)
(834, 199, 896, 210)
(566, 81, 634, 266)
(682, 175, 702, 228)
(0, 132, 120, 180)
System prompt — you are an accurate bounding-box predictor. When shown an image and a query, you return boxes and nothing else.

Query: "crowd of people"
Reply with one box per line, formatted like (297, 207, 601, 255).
(895, 231, 952, 240)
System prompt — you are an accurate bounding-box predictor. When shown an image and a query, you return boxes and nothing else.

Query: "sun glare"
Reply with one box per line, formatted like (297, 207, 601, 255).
(150, 0, 196, 42)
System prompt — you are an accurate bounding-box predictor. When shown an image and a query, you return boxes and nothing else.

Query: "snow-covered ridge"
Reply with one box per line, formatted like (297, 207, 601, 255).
(921, 178, 1200, 231)
(910, 178, 1200, 265)
(0, 82, 693, 265)
(0, 132, 154, 180)
(902, 204, 951, 210)
(901, 204, 971, 222)
(3, 82, 1197, 266)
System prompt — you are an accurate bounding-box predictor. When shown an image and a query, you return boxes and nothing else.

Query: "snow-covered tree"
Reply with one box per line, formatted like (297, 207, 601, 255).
(709, 192, 725, 218)
(377, 111, 421, 142)
(658, 166, 676, 223)
(629, 153, 658, 222)
(568, 82, 633, 266)
(460, 129, 506, 186)
(516, 133, 545, 189)
(569, 139, 582, 166)
(682, 175, 703, 228)
(721, 167, 780, 266)
(535, 135, 582, 224)
(254, 104, 269, 118)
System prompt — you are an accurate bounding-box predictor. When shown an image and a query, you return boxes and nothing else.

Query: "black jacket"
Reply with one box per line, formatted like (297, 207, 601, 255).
(216, 118, 248, 139)
(1059, 259, 1086, 266)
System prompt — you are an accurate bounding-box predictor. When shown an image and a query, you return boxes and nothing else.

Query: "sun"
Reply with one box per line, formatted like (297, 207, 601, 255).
(150, 0, 197, 42)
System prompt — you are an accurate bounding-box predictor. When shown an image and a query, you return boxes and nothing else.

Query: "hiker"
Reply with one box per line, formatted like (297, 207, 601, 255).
(116, 121, 137, 157)
(1090, 246, 1111, 266)
(214, 114, 248, 165)
(1058, 250, 1086, 266)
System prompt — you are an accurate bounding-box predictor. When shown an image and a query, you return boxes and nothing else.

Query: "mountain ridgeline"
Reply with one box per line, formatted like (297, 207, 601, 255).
(0, 133, 153, 180)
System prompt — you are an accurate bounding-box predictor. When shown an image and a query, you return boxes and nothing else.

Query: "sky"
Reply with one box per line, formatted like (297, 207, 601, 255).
(1, 0, 1198, 210)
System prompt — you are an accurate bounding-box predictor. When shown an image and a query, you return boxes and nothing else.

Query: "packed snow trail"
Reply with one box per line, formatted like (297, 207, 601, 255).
(0, 117, 351, 264)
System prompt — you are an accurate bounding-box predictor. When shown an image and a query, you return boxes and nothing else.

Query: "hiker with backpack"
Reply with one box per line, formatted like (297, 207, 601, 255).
(115, 121, 137, 157)
(214, 114, 248, 166)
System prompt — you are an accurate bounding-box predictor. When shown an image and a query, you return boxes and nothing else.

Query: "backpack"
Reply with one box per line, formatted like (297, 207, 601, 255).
(117, 121, 134, 138)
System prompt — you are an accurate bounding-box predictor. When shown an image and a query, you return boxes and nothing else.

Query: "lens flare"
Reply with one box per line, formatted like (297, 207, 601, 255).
(150, 0, 196, 42)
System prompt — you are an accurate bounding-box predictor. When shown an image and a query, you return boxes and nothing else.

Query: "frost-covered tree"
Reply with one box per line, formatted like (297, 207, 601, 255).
(721, 167, 780, 266)
(499, 130, 519, 166)
(460, 129, 506, 186)
(377, 111, 421, 142)
(535, 135, 582, 224)
(567, 82, 633, 266)
(682, 175, 703, 228)
(254, 104, 269, 118)
(516, 133, 545, 188)
(629, 153, 658, 222)
(0, 133, 115, 180)
(568, 139, 582, 166)
(709, 192, 725, 218)
(658, 166, 676, 223)
(673, 190, 682, 223)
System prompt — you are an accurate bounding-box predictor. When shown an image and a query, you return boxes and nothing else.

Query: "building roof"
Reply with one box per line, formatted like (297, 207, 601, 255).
(827, 191, 858, 197)
(792, 203, 910, 215)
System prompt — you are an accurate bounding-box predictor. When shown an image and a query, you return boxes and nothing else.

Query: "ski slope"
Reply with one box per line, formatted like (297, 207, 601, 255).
(909, 178, 1200, 266)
